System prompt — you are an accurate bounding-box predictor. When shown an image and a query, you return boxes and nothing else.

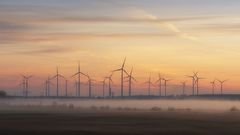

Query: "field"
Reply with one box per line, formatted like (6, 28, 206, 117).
(0, 103, 240, 135)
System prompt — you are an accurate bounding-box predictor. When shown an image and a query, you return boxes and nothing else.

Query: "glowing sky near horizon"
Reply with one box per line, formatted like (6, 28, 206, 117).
(1, 0, 240, 96)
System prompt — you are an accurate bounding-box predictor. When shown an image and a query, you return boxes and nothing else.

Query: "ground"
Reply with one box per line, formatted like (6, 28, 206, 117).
(0, 106, 240, 135)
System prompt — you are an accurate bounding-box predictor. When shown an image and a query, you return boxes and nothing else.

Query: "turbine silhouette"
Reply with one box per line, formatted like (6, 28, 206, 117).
(71, 62, 86, 97)
(144, 74, 153, 96)
(100, 78, 106, 98)
(181, 81, 187, 96)
(163, 78, 171, 96)
(51, 67, 65, 97)
(210, 80, 216, 95)
(105, 73, 113, 97)
(186, 71, 198, 95)
(125, 67, 137, 97)
(194, 74, 205, 95)
(112, 57, 128, 98)
(85, 74, 95, 98)
(21, 74, 33, 97)
(155, 73, 163, 96)
(218, 79, 228, 95)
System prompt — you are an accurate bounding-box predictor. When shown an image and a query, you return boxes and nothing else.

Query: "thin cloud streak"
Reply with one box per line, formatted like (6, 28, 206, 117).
(0, 32, 176, 44)
(133, 9, 199, 41)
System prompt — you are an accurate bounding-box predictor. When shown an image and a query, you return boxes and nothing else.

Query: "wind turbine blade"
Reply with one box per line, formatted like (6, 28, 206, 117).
(144, 81, 149, 84)
(123, 69, 129, 76)
(27, 75, 33, 79)
(185, 75, 194, 78)
(155, 79, 160, 83)
(58, 74, 65, 79)
(130, 67, 133, 75)
(193, 71, 198, 76)
(223, 80, 228, 82)
(112, 68, 122, 72)
(51, 75, 57, 79)
(132, 77, 137, 82)
(122, 57, 126, 68)
(71, 72, 79, 78)
(20, 74, 26, 78)
(80, 72, 87, 77)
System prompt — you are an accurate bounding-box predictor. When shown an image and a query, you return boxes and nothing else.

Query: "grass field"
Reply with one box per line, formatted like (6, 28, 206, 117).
(0, 105, 240, 135)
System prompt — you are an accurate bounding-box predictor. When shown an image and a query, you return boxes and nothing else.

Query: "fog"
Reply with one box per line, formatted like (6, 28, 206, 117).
(1, 98, 240, 111)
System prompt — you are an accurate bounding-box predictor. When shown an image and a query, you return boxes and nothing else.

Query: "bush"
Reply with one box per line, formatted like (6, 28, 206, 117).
(68, 104, 74, 109)
(123, 107, 131, 111)
(151, 107, 162, 111)
(117, 107, 123, 111)
(168, 107, 175, 112)
(99, 106, 110, 110)
(230, 106, 239, 112)
(52, 101, 58, 107)
(90, 105, 98, 110)
(0, 90, 6, 97)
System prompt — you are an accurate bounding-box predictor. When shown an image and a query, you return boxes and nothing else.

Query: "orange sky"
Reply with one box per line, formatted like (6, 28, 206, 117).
(1, 0, 240, 96)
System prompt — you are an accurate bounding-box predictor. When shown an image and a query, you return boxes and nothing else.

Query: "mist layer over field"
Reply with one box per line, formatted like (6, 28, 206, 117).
(1, 99, 240, 111)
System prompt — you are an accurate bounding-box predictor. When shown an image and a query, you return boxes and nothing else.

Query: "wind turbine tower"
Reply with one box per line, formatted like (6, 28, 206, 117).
(144, 74, 152, 96)
(210, 80, 216, 95)
(51, 67, 65, 97)
(112, 58, 128, 98)
(163, 78, 171, 96)
(186, 72, 196, 96)
(155, 73, 163, 96)
(72, 62, 86, 97)
(65, 79, 68, 97)
(85, 74, 95, 98)
(105, 73, 113, 98)
(125, 67, 137, 97)
(181, 81, 187, 95)
(218, 79, 227, 95)
(21, 75, 33, 97)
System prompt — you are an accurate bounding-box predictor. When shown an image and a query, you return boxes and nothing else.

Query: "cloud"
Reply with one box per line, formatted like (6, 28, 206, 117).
(1, 4, 218, 43)
(196, 23, 240, 33)
(10, 46, 77, 55)
(130, 9, 199, 41)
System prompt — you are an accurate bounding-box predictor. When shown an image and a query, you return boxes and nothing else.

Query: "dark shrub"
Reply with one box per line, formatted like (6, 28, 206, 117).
(0, 90, 6, 97)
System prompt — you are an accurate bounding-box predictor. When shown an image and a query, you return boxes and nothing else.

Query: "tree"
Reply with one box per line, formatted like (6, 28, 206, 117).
(0, 90, 7, 97)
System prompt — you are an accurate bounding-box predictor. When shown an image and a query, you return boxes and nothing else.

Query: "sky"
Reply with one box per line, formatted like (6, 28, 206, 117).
(1, 0, 240, 96)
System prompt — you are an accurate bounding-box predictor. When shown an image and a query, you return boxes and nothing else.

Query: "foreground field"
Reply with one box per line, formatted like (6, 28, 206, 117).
(0, 105, 240, 135)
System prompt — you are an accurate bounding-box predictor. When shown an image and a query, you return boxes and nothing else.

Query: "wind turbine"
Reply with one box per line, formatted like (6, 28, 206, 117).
(144, 74, 153, 96)
(71, 62, 86, 97)
(105, 73, 113, 97)
(75, 80, 78, 97)
(85, 74, 95, 98)
(19, 78, 26, 97)
(112, 57, 128, 98)
(125, 67, 137, 97)
(218, 79, 227, 95)
(100, 78, 106, 98)
(181, 81, 187, 95)
(45, 80, 48, 97)
(195, 75, 205, 95)
(186, 72, 197, 96)
(47, 76, 53, 96)
(155, 73, 163, 96)
(51, 67, 65, 97)
(210, 80, 216, 95)
(21, 74, 33, 97)
(163, 78, 171, 96)
(65, 79, 68, 97)
(44, 76, 53, 97)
